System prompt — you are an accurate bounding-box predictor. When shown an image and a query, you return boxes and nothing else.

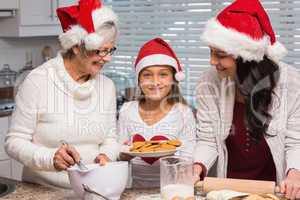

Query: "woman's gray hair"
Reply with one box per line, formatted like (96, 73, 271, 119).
(96, 21, 119, 44)
(61, 21, 118, 59)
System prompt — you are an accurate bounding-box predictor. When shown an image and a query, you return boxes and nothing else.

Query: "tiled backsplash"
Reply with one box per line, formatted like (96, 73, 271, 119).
(0, 37, 60, 72)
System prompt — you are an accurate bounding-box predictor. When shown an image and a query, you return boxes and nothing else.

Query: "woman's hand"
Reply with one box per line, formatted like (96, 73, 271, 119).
(94, 154, 111, 166)
(279, 169, 300, 200)
(119, 152, 134, 161)
(53, 144, 81, 171)
(193, 163, 203, 181)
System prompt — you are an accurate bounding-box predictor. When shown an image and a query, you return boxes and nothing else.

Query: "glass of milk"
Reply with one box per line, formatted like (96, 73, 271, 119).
(160, 156, 194, 200)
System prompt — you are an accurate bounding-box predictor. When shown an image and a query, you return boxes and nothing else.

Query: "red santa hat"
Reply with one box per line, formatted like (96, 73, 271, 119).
(135, 38, 185, 81)
(56, 0, 118, 50)
(202, 0, 287, 63)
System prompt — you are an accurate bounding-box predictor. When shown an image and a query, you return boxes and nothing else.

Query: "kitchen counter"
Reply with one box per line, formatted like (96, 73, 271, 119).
(0, 181, 160, 200)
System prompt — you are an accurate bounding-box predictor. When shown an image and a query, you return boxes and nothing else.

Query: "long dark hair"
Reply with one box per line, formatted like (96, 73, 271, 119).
(235, 56, 280, 141)
(137, 67, 187, 106)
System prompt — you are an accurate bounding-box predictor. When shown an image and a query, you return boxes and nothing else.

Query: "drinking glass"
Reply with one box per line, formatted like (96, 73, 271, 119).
(160, 156, 194, 200)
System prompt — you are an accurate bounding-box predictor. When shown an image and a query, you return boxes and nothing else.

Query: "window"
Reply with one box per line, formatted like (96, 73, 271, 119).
(103, 0, 300, 107)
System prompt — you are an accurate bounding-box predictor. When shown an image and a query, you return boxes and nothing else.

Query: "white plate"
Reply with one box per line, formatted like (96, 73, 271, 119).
(121, 147, 178, 158)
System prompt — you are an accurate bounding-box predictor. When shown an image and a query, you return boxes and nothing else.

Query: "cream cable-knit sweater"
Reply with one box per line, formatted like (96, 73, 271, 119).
(193, 62, 300, 183)
(5, 53, 120, 188)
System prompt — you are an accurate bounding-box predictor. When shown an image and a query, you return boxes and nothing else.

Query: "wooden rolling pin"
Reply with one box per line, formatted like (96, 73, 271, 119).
(195, 177, 280, 195)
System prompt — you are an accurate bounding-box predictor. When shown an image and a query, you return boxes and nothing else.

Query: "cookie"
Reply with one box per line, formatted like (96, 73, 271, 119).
(130, 141, 146, 151)
(159, 143, 177, 150)
(167, 139, 182, 147)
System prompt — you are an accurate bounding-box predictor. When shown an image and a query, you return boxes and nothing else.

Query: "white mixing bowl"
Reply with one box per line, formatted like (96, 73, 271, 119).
(67, 162, 128, 200)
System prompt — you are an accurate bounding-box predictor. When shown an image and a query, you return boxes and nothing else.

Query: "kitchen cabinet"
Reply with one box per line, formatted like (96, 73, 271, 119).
(0, 159, 11, 179)
(0, 0, 18, 17)
(0, 116, 9, 161)
(0, 115, 23, 181)
(0, 0, 77, 37)
(0, 116, 11, 179)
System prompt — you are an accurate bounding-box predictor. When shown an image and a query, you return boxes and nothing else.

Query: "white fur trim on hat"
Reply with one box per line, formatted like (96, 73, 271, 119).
(92, 6, 118, 29)
(59, 25, 88, 50)
(136, 54, 178, 74)
(84, 33, 104, 50)
(202, 18, 269, 62)
(267, 41, 287, 63)
(136, 54, 185, 82)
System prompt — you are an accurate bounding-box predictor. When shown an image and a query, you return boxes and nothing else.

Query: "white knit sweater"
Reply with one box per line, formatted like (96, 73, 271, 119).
(118, 101, 196, 188)
(193, 62, 300, 183)
(5, 53, 120, 188)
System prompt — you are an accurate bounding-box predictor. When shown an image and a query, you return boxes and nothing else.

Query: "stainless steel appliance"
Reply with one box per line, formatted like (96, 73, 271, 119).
(0, 64, 16, 116)
(0, 99, 15, 117)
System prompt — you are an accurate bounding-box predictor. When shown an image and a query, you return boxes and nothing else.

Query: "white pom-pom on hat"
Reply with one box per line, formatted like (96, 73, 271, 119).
(267, 41, 288, 63)
(175, 71, 186, 82)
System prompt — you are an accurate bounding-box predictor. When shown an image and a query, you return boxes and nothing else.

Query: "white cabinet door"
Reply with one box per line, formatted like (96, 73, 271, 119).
(20, 0, 78, 26)
(11, 159, 23, 181)
(0, 0, 18, 9)
(0, 160, 11, 179)
(0, 117, 9, 161)
(57, 0, 78, 7)
(0, 116, 11, 179)
(7, 116, 23, 181)
(0, 0, 79, 37)
(20, 0, 58, 26)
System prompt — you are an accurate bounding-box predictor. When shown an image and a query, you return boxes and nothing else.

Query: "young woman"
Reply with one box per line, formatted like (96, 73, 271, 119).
(118, 38, 196, 188)
(5, 0, 120, 188)
(193, 0, 300, 199)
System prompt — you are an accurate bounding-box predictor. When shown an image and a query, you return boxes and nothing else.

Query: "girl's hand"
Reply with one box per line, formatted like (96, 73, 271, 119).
(94, 154, 111, 166)
(119, 140, 135, 161)
(53, 144, 81, 171)
(279, 169, 300, 200)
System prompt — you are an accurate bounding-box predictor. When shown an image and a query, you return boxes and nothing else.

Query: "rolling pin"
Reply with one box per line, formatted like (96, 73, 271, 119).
(195, 177, 280, 195)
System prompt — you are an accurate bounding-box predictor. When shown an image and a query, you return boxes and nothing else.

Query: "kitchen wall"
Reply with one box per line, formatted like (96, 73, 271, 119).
(0, 37, 60, 72)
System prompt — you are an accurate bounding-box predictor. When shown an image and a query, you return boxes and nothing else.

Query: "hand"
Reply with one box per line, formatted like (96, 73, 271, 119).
(53, 144, 81, 171)
(193, 163, 203, 182)
(94, 154, 111, 166)
(119, 152, 134, 161)
(279, 169, 300, 200)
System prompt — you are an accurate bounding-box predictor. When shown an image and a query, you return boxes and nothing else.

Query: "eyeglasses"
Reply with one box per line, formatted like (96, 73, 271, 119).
(93, 47, 117, 57)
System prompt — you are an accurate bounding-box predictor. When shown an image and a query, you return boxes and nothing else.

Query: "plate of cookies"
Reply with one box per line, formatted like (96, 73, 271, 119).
(122, 139, 182, 157)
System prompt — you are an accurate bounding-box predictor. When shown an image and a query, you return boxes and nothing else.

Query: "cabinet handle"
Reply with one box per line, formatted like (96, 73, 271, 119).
(55, 0, 59, 18)
(50, 0, 54, 19)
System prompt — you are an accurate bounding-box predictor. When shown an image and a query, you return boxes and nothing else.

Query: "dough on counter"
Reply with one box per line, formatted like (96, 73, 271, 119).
(206, 190, 249, 200)
(206, 190, 281, 200)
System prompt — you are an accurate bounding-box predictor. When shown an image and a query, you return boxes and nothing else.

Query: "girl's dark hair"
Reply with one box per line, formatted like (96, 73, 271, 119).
(137, 67, 187, 106)
(236, 56, 280, 142)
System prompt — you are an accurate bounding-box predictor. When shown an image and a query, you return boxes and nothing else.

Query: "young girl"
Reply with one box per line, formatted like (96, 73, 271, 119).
(118, 37, 196, 188)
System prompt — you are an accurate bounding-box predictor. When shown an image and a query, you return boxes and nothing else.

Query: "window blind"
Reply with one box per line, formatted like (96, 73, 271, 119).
(103, 0, 300, 107)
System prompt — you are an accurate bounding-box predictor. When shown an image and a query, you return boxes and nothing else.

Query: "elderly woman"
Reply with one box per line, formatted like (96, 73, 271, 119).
(5, 0, 120, 188)
(193, 0, 300, 199)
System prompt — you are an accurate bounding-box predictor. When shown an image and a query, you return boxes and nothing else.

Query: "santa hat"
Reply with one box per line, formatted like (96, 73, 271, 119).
(135, 38, 185, 81)
(56, 0, 118, 50)
(202, 0, 287, 63)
